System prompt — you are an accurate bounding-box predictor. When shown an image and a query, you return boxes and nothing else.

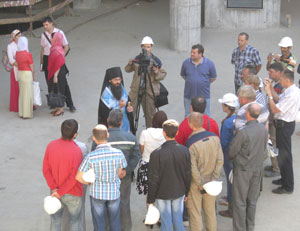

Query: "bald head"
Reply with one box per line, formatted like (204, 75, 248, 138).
(246, 103, 261, 121)
(93, 124, 108, 142)
(188, 112, 203, 130)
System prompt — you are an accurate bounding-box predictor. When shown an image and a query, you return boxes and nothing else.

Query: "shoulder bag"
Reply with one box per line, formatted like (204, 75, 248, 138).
(47, 83, 66, 108)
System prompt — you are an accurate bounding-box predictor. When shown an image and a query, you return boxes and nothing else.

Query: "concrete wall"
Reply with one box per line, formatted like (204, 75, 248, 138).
(170, 0, 201, 52)
(205, 0, 281, 29)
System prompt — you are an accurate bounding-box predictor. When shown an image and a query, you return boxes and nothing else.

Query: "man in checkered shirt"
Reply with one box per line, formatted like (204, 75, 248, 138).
(231, 32, 262, 93)
(76, 124, 127, 231)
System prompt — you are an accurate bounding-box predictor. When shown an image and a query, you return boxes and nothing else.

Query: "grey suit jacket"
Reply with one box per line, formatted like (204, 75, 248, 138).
(229, 120, 268, 171)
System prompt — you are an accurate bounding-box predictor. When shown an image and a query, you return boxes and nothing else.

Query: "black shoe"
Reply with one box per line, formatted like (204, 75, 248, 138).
(272, 187, 293, 194)
(264, 165, 273, 171)
(272, 178, 282, 185)
(264, 170, 280, 178)
(69, 106, 76, 112)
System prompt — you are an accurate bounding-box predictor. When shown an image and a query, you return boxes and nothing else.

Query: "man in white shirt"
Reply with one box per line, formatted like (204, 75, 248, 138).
(264, 69, 300, 194)
(40, 17, 76, 112)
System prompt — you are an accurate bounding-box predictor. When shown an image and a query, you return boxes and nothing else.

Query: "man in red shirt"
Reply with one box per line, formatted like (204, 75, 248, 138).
(176, 96, 219, 226)
(176, 96, 220, 146)
(43, 119, 83, 231)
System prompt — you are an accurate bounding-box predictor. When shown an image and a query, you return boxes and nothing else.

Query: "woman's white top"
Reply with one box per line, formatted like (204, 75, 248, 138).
(139, 128, 165, 162)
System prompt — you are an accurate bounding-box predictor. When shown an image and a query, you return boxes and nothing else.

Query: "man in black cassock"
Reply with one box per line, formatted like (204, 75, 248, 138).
(98, 67, 134, 133)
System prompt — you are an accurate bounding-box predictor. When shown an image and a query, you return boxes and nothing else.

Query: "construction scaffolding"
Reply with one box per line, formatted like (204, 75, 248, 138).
(0, 0, 73, 35)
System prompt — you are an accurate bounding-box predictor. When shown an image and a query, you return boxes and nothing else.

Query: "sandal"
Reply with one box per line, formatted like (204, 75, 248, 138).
(54, 110, 64, 116)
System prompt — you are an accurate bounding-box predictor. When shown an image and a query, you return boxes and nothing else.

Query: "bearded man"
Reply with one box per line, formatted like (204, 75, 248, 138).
(98, 67, 134, 133)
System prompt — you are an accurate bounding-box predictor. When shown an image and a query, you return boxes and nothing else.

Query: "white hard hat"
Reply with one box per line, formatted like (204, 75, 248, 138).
(141, 36, 154, 45)
(144, 204, 160, 225)
(44, 196, 62, 215)
(82, 168, 96, 183)
(218, 93, 239, 108)
(229, 170, 233, 184)
(278, 37, 293, 47)
(203, 181, 223, 196)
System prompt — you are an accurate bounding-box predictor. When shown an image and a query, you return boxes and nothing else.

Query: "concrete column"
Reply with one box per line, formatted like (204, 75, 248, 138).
(170, 0, 201, 52)
(73, 0, 101, 10)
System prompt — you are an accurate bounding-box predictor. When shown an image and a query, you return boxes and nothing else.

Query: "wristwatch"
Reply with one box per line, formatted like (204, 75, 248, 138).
(269, 96, 273, 100)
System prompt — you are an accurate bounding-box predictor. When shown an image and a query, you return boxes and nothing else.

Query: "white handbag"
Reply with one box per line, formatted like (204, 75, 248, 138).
(32, 81, 42, 106)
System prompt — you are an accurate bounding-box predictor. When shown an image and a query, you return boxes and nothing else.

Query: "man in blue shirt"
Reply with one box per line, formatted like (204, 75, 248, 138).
(180, 44, 217, 117)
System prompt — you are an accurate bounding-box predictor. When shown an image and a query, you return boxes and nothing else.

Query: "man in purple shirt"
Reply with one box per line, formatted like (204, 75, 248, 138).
(180, 44, 217, 117)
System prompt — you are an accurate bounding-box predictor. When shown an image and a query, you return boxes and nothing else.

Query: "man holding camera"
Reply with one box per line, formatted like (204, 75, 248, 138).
(264, 69, 300, 194)
(266, 37, 296, 72)
(125, 36, 167, 128)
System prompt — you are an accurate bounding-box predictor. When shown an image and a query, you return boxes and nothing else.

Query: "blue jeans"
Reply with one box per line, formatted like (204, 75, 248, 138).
(156, 196, 185, 231)
(90, 196, 120, 231)
(50, 194, 83, 231)
(184, 97, 210, 117)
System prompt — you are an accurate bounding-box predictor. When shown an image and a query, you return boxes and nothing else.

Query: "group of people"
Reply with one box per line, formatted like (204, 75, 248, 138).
(40, 29, 300, 231)
(6, 17, 76, 118)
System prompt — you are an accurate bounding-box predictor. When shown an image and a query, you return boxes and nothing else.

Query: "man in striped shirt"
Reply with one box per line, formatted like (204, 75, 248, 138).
(76, 124, 127, 231)
(231, 32, 262, 93)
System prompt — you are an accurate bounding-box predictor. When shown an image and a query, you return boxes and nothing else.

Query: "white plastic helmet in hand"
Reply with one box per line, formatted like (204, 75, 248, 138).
(141, 36, 154, 45)
(229, 170, 233, 184)
(295, 111, 300, 123)
(203, 181, 223, 196)
(82, 168, 96, 183)
(44, 196, 62, 215)
(278, 37, 293, 47)
(144, 204, 160, 225)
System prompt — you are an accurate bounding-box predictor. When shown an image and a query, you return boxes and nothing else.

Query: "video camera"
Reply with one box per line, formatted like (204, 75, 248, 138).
(134, 48, 151, 67)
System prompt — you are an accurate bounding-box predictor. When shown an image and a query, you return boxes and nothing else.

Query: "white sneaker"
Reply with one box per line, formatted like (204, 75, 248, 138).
(183, 221, 189, 227)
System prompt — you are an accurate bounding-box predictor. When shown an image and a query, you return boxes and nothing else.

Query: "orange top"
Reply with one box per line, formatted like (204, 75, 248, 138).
(16, 51, 33, 71)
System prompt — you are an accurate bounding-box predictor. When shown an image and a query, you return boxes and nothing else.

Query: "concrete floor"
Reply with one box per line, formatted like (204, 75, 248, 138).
(0, 0, 300, 230)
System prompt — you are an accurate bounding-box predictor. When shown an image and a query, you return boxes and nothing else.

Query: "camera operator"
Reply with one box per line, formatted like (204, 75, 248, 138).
(125, 36, 167, 128)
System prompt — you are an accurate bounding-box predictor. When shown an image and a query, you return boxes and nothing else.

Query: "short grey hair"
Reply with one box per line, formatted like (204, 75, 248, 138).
(238, 85, 256, 101)
(108, 109, 123, 128)
(247, 103, 261, 119)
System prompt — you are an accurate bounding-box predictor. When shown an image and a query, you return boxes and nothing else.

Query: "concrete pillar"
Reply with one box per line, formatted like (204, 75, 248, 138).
(73, 0, 101, 10)
(170, 0, 201, 52)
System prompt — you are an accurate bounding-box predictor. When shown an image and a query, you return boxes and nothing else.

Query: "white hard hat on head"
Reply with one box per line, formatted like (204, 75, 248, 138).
(278, 37, 293, 47)
(218, 93, 239, 108)
(141, 36, 154, 45)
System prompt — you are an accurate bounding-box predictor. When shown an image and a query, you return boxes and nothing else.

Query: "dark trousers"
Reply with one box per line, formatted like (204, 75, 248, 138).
(276, 120, 295, 191)
(120, 174, 132, 231)
(232, 169, 262, 231)
(235, 83, 241, 95)
(44, 55, 74, 108)
(223, 151, 233, 205)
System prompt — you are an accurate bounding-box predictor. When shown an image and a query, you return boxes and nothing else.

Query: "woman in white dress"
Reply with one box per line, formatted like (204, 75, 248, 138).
(7, 29, 21, 112)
